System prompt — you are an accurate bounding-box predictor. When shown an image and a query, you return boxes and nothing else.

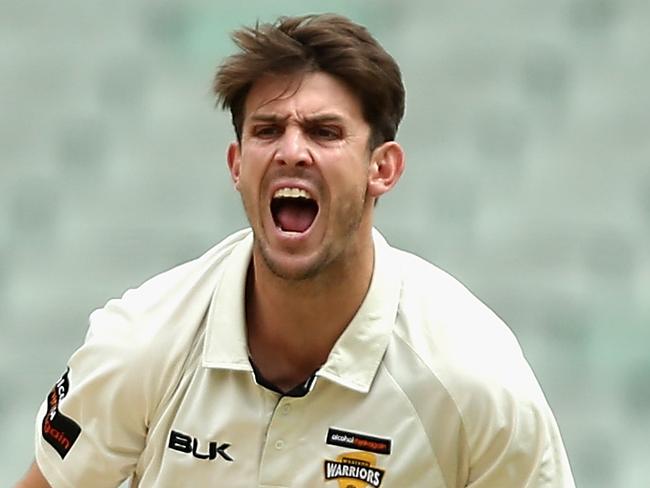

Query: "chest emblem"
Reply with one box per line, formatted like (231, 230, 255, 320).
(324, 451, 385, 488)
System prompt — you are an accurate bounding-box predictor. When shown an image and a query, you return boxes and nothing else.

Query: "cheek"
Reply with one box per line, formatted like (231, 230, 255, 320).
(238, 180, 264, 225)
(329, 159, 369, 193)
(238, 176, 261, 211)
(237, 152, 266, 191)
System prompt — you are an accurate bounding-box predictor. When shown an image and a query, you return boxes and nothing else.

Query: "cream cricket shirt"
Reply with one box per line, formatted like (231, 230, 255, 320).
(34, 229, 575, 487)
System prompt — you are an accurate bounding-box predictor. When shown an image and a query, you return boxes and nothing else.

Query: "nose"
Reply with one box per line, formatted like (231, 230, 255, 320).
(273, 126, 313, 167)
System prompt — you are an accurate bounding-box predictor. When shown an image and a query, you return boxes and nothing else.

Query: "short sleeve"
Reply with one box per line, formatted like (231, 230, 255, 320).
(34, 300, 157, 488)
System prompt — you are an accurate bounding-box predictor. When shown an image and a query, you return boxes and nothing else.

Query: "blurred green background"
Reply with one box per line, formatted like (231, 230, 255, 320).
(2, 0, 649, 486)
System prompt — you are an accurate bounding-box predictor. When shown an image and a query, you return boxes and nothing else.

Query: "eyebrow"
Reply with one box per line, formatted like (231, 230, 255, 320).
(248, 113, 346, 125)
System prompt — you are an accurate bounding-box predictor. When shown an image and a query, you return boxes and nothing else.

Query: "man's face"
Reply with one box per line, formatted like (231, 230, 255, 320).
(228, 71, 383, 281)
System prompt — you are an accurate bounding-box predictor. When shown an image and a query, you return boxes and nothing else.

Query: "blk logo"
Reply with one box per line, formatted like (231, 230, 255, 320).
(168, 430, 234, 462)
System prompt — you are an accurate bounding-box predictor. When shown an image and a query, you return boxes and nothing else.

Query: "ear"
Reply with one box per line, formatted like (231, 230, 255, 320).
(367, 141, 405, 198)
(227, 142, 242, 191)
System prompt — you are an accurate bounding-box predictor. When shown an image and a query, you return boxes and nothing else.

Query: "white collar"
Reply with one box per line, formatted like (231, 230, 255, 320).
(202, 228, 402, 393)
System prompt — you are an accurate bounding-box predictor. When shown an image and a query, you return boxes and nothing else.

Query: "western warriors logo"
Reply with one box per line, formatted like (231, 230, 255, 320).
(41, 368, 81, 459)
(324, 451, 385, 488)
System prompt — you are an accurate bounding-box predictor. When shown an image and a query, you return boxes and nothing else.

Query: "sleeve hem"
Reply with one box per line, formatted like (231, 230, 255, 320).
(35, 442, 76, 488)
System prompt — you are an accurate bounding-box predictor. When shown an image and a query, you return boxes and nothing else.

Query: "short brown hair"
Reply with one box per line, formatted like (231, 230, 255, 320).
(213, 13, 405, 149)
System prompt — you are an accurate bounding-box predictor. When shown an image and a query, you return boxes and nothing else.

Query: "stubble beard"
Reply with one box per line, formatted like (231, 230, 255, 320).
(250, 187, 369, 283)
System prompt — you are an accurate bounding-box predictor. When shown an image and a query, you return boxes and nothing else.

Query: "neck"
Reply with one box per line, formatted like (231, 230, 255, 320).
(245, 227, 375, 391)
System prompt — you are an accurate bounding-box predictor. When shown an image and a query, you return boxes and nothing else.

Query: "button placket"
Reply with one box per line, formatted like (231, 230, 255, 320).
(259, 396, 306, 486)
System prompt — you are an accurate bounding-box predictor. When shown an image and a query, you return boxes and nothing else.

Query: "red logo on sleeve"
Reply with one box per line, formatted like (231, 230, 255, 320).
(41, 368, 81, 459)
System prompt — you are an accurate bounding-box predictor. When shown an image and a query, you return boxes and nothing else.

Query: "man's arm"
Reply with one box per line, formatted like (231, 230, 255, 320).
(14, 462, 51, 488)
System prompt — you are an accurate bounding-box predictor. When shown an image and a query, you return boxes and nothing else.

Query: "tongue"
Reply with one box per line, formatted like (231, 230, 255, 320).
(276, 203, 316, 233)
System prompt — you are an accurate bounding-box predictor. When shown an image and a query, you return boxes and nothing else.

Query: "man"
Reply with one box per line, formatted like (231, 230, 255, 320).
(17, 13, 575, 487)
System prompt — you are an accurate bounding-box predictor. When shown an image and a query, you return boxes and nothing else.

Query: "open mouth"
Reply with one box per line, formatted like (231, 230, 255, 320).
(271, 187, 319, 233)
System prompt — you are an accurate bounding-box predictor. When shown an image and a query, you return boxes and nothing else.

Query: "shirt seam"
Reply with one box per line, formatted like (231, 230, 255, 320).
(392, 329, 470, 487)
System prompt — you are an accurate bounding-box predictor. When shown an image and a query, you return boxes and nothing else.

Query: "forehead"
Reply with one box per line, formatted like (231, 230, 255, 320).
(243, 71, 365, 124)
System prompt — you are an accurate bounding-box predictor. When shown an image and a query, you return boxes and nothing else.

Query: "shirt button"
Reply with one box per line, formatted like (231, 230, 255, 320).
(275, 440, 285, 450)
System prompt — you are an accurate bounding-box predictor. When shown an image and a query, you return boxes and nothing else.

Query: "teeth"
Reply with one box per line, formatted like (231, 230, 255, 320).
(273, 187, 312, 199)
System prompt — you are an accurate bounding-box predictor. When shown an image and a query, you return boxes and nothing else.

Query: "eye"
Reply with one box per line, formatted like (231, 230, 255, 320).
(253, 125, 282, 139)
(310, 125, 342, 141)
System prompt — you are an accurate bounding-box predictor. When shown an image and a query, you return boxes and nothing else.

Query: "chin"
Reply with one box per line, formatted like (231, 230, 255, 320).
(262, 251, 327, 281)
(256, 240, 335, 282)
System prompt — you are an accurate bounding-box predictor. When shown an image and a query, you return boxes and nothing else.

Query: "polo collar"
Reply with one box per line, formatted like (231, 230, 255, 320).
(202, 230, 254, 372)
(202, 228, 402, 394)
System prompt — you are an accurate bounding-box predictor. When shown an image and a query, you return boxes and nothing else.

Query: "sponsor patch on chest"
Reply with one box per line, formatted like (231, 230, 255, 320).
(326, 427, 392, 455)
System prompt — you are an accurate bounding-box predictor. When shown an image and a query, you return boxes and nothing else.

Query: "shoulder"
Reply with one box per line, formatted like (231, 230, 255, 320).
(384, 247, 573, 485)
(391, 247, 525, 380)
(70, 228, 252, 408)
(34, 230, 253, 486)
(95, 229, 250, 322)
(87, 228, 251, 346)
(387, 246, 549, 421)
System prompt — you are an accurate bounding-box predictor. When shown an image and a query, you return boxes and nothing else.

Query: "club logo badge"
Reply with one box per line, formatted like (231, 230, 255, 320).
(324, 451, 385, 488)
